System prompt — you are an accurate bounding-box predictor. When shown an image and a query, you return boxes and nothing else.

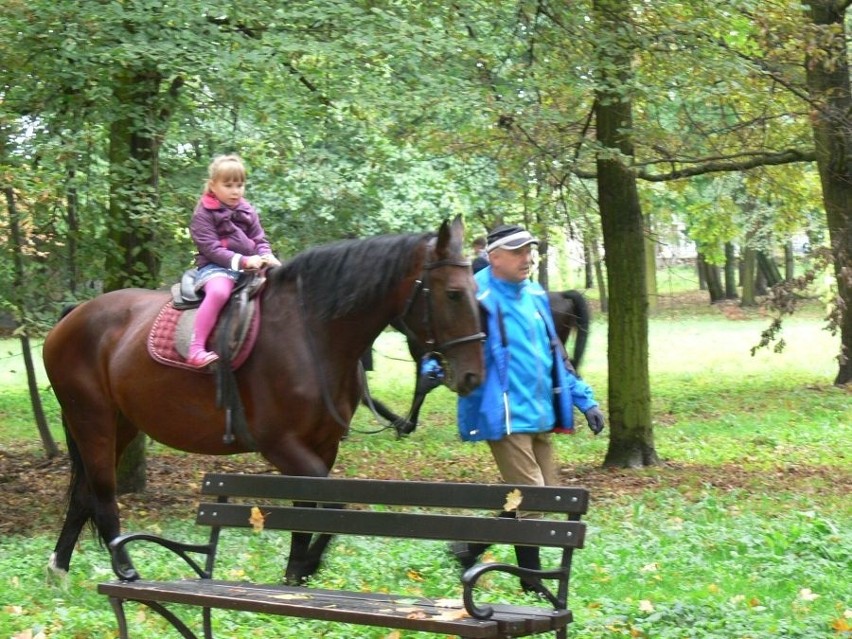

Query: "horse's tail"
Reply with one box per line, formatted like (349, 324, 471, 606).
(564, 290, 591, 370)
(60, 415, 99, 539)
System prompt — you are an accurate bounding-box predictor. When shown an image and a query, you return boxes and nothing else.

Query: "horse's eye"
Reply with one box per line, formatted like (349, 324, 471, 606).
(446, 290, 462, 301)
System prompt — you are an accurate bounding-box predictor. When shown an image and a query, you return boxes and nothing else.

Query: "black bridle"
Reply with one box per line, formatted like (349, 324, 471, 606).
(394, 257, 486, 388)
(301, 255, 484, 437)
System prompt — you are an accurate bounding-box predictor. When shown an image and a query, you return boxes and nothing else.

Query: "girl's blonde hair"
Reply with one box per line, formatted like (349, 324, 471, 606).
(205, 154, 246, 193)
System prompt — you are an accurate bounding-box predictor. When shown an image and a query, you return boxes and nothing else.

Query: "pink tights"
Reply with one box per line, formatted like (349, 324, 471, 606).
(189, 276, 235, 356)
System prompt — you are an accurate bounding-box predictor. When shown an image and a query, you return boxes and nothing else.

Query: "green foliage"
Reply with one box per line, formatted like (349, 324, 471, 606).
(0, 307, 849, 637)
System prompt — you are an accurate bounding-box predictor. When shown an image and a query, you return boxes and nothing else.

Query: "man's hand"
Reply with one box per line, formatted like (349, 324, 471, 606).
(416, 357, 444, 394)
(585, 406, 605, 435)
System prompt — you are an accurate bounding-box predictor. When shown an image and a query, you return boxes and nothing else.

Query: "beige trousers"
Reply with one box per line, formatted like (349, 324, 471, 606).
(487, 431, 559, 488)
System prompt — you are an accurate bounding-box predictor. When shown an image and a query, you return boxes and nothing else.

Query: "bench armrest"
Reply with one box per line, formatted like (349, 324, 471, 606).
(461, 562, 569, 619)
(108, 532, 214, 581)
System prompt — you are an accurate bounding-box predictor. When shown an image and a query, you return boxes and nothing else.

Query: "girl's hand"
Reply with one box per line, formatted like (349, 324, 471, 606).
(243, 255, 264, 270)
(262, 255, 282, 267)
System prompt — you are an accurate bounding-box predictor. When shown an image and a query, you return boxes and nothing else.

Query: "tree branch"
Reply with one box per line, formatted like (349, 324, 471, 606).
(574, 148, 816, 181)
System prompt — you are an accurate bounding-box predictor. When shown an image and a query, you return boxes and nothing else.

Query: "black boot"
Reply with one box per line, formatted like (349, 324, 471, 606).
(514, 545, 543, 594)
(449, 541, 490, 571)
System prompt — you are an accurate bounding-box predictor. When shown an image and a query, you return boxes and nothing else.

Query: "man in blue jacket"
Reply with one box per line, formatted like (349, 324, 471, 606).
(452, 223, 605, 592)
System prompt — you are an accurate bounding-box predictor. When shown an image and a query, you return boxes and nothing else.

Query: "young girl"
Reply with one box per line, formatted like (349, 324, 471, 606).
(187, 154, 281, 368)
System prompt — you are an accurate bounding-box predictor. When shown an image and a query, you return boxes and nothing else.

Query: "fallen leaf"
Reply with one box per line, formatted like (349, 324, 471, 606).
(271, 593, 309, 600)
(639, 599, 654, 613)
(831, 617, 851, 632)
(640, 562, 658, 573)
(406, 610, 429, 620)
(383, 632, 401, 639)
(434, 598, 464, 608)
(433, 608, 469, 620)
(504, 488, 523, 511)
(798, 588, 820, 601)
(707, 583, 720, 593)
(249, 506, 266, 532)
(407, 569, 424, 582)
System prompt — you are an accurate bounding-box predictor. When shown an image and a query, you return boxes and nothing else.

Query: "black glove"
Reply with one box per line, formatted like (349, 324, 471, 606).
(416, 357, 444, 394)
(585, 406, 605, 435)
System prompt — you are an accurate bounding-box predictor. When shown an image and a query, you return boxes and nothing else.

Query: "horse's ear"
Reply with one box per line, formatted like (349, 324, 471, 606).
(436, 215, 465, 260)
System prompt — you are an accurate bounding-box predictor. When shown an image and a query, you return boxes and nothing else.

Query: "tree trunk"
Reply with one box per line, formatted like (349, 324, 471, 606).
(724, 242, 738, 299)
(538, 237, 550, 290)
(5, 187, 58, 457)
(65, 167, 79, 295)
(644, 216, 658, 312)
(698, 252, 725, 303)
(757, 250, 782, 288)
(594, 247, 608, 312)
(593, 0, 657, 468)
(697, 258, 707, 290)
(784, 240, 794, 281)
(741, 246, 757, 307)
(804, 1, 852, 385)
(583, 239, 594, 289)
(104, 69, 176, 491)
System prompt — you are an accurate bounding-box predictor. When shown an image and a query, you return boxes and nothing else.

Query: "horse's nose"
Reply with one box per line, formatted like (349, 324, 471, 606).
(457, 371, 482, 396)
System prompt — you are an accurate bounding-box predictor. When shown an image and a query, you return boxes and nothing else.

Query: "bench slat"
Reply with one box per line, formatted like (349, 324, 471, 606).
(98, 580, 571, 638)
(196, 503, 586, 548)
(201, 473, 589, 514)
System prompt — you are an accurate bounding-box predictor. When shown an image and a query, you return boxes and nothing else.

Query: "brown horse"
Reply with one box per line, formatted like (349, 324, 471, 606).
(44, 216, 484, 583)
(362, 289, 591, 436)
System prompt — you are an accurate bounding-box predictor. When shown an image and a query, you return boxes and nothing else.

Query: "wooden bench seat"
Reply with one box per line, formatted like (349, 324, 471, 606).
(97, 472, 590, 639)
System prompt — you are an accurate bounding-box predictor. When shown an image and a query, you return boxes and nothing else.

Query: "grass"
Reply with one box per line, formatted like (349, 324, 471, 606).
(0, 298, 850, 639)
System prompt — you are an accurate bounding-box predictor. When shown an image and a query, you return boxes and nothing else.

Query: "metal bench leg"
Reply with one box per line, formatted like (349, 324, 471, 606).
(107, 597, 130, 639)
(127, 599, 201, 639)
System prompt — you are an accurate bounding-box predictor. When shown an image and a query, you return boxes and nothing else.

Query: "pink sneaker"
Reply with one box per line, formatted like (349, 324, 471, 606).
(186, 350, 219, 368)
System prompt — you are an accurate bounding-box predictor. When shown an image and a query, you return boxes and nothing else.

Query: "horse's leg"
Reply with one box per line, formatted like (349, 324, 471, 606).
(262, 437, 339, 585)
(49, 426, 95, 580)
(51, 406, 138, 580)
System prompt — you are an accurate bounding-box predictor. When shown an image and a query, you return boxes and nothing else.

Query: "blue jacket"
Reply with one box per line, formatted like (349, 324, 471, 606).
(457, 267, 599, 442)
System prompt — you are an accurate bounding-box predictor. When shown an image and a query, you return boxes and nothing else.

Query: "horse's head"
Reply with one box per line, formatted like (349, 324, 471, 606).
(401, 216, 484, 396)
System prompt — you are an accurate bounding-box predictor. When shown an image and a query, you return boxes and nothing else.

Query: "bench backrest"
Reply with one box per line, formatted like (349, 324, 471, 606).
(196, 473, 589, 549)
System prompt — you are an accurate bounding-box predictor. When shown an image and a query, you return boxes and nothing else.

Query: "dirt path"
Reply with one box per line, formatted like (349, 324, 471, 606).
(2, 444, 847, 538)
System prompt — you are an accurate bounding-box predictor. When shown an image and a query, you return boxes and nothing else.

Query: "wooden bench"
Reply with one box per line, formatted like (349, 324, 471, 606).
(98, 472, 590, 639)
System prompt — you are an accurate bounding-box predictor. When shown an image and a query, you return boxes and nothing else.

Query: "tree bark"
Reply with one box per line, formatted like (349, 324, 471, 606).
(583, 238, 594, 289)
(757, 251, 782, 288)
(4, 187, 58, 457)
(104, 68, 180, 491)
(724, 242, 739, 299)
(741, 246, 757, 307)
(784, 240, 795, 281)
(593, 0, 657, 468)
(699, 252, 725, 303)
(644, 216, 658, 312)
(804, 1, 852, 385)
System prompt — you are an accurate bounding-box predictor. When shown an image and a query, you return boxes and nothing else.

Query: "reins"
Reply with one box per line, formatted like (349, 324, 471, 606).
(394, 257, 485, 387)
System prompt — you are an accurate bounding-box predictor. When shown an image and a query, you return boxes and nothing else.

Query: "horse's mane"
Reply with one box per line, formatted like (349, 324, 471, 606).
(272, 232, 434, 320)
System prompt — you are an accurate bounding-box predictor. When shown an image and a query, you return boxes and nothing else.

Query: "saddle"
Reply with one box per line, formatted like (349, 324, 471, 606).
(147, 270, 267, 372)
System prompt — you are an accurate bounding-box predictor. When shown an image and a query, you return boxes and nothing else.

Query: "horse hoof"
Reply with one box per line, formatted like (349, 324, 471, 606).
(394, 420, 417, 438)
(47, 553, 69, 587)
(284, 572, 308, 587)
